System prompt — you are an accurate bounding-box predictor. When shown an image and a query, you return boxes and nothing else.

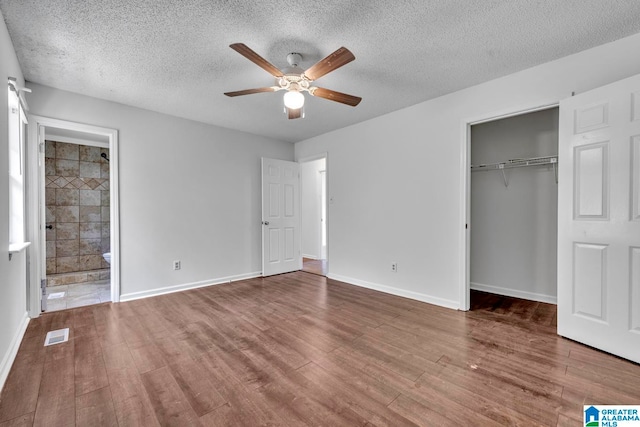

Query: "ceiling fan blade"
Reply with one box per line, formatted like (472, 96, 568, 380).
(224, 87, 278, 97)
(229, 43, 284, 78)
(303, 47, 355, 81)
(287, 107, 302, 119)
(310, 87, 362, 106)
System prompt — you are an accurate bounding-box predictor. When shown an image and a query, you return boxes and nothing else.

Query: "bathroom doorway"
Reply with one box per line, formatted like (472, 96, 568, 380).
(27, 116, 120, 315)
(43, 134, 111, 310)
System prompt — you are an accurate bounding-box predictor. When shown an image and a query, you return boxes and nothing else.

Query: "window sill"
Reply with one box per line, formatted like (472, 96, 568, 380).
(9, 241, 31, 260)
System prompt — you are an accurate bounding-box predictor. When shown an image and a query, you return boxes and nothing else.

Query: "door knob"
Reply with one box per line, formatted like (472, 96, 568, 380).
(262, 221, 269, 226)
(45, 224, 53, 230)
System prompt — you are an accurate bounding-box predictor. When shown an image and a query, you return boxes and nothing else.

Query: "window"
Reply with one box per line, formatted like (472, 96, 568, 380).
(8, 85, 28, 247)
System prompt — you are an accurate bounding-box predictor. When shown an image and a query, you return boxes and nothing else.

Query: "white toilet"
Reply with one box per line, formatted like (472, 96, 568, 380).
(103, 252, 111, 264)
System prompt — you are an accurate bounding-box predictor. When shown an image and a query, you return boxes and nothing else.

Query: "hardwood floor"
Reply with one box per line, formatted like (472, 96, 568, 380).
(1, 272, 638, 426)
(302, 258, 327, 276)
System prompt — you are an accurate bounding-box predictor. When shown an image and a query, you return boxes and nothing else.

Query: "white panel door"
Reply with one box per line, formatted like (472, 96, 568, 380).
(558, 73, 640, 363)
(262, 158, 301, 276)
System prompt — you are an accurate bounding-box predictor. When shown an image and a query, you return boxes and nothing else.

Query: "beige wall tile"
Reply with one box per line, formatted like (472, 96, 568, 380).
(79, 206, 101, 222)
(101, 222, 110, 239)
(56, 223, 79, 240)
(100, 162, 109, 178)
(101, 190, 110, 206)
(45, 140, 56, 158)
(88, 178, 102, 190)
(46, 228, 56, 241)
(79, 189, 101, 206)
(56, 239, 79, 257)
(56, 206, 80, 222)
(54, 176, 71, 188)
(57, 256, 79, 273)
(55, 159, 80, 176)
(56, 188, 80, 206)
(69, 177, 86, 189)
(56, 142, 79, 160)
(79, 161, 101, 178)
(101, 238, 110, 253)
(48, 273, 87, 286)
(79, 145, 101, 162)
(46, 206, 56, 223)
(80, 222, 101, 239)
(46, 257, 56, 274)
(46, 188, 56, 205)
(45, 158, 56, 175)
(46, 240, 56, 257)
(79, 255, 103, 271)
(79, 239, 102, 255)
(101, 206, 110, 222)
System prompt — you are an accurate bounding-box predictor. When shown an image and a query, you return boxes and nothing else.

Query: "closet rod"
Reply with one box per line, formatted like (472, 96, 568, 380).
(470, 155, 558, 187)
(470, 155, 557, 171)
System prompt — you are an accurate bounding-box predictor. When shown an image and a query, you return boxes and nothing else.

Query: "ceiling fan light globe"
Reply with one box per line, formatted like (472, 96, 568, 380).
(283, 90, 305, 109)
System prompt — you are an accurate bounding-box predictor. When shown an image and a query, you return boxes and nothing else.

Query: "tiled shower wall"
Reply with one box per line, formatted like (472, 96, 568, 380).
(45, 141, 110, 280)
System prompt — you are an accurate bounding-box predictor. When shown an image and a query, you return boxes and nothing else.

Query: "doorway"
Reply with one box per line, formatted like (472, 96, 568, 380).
(27, 116, 120, 316)
(43, 132, 111, 311)
(463, 105, 559, 312)
(299, 154, 328, 276)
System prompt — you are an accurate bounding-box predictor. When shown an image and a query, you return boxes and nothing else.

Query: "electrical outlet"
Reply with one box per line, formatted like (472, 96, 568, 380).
(173, 260, 181, 270)
(391, 262, 398, 272)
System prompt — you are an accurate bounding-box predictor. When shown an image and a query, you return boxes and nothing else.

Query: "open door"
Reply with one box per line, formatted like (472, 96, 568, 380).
(558, 73, 640, 363)
(37, 125, 46, 313)
(261, 158, 301, 276)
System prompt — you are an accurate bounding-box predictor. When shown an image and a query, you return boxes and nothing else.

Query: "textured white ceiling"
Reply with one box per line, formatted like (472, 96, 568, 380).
(2, 1, 640, 143)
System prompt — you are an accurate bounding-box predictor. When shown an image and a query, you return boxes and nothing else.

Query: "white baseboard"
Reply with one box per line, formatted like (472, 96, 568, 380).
(119, 271, 262, 302)
(302, 254, 319, 260)
(470, 282, 557, 304)
(328, 274, 460, 310)
(0, 312, 30, 394)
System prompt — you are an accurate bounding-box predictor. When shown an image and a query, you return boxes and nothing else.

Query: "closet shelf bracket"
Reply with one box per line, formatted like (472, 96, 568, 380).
(499, 164, 508, 187)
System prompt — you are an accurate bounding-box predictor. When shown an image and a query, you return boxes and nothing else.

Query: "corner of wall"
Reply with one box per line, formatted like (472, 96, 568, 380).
(0, 313, 29, 394)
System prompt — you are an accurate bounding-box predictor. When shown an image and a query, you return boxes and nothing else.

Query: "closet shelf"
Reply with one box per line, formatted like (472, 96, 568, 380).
(470, 155, 558, 187)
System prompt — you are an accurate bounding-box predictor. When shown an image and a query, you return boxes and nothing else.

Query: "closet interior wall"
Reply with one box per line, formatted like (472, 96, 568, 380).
(470, 108, 559, 303)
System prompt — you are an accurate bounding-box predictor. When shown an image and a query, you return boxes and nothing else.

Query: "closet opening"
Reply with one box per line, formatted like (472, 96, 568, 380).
(468, 107, 559, 323)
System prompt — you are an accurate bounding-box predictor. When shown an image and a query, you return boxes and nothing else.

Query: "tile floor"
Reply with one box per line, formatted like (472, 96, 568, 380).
(44, 279, 111, 312)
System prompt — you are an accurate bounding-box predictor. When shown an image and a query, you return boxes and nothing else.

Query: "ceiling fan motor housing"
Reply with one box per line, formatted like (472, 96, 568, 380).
(286, 52, 302, 67)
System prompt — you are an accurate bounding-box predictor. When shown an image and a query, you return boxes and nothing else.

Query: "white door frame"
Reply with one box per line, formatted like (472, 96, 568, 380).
(27, 116, 120, 317)
(298, 152, 329, 273)
(459, 102, 558, 311)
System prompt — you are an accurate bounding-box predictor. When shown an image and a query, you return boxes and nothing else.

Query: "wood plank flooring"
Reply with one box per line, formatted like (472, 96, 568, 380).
(302, 258, 327, 276)
(1, 273, 639, 426)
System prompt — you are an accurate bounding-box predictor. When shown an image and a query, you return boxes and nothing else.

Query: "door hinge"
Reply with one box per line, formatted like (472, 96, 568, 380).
(39, 142, 45, 153)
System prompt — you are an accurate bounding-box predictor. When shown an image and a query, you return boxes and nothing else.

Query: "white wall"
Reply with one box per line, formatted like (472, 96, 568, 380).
(0, 10, 29, 391)
(295, 32, 640, 309)
(470, 108, 558, 303)
(301, 158, 325, 259)
(27, 84, 293, 300)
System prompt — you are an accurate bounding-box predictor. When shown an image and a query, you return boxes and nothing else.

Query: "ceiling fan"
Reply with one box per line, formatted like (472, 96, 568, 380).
(224, 43, 362, 119)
